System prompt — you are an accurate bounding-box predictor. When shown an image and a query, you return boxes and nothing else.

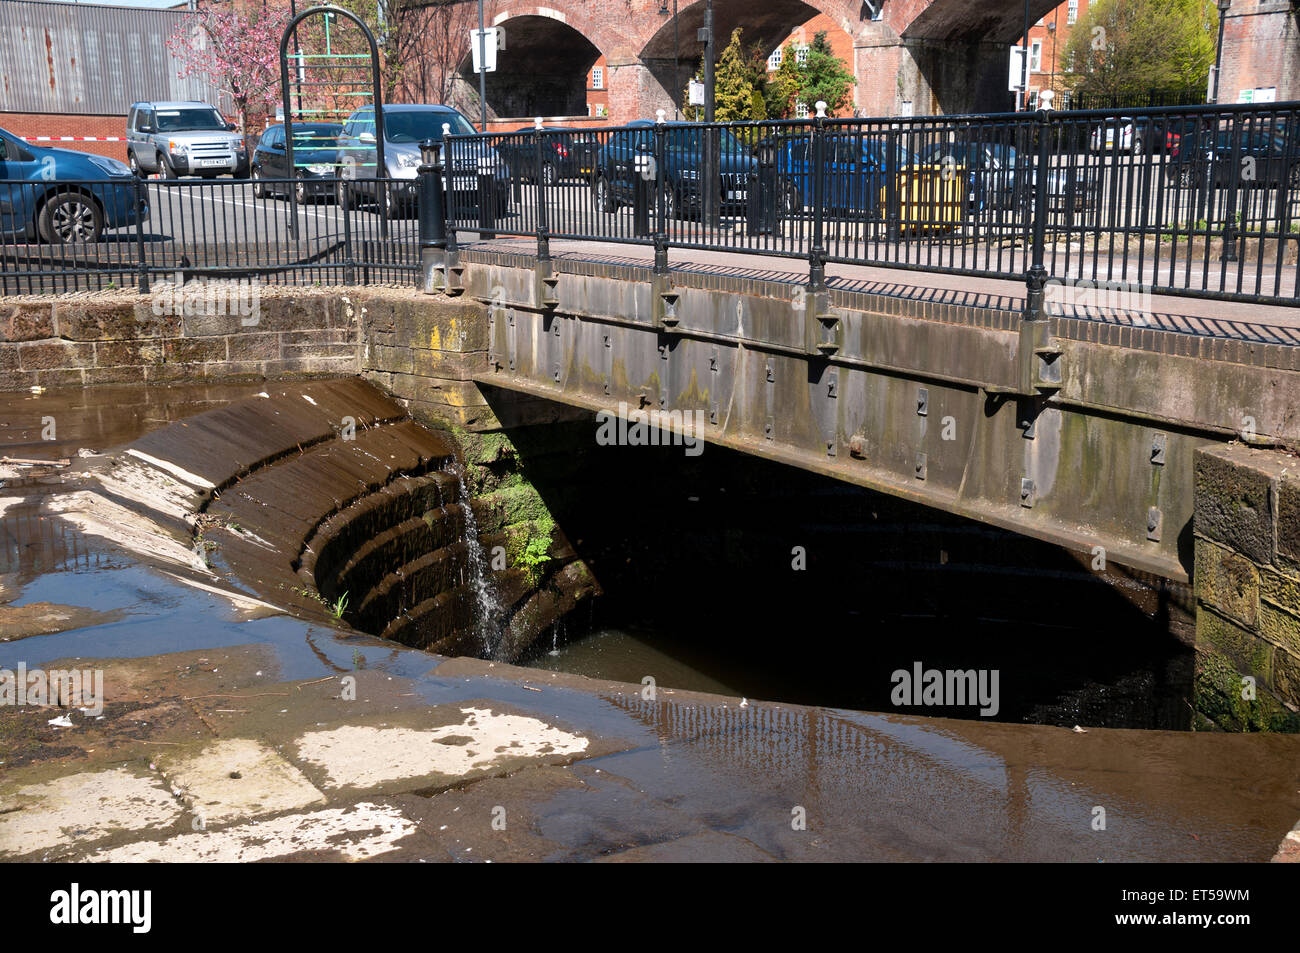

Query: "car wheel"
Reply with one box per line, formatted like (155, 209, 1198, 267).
(1177, 166, 1194, 189)
(662, 188, 677, 221)
(294, 173, 307, 205)
(596, 176, 614, 213)
(128, 151, 144, 179)
(252, 165, 266, 199)
(780, 182, 802, 216)
(336, 179, 354, 210)
(38, 192, 104, 245)
(541, 161, 558, 187)
(1132, 135, 1143, 156)
(159, 153, 177, 180)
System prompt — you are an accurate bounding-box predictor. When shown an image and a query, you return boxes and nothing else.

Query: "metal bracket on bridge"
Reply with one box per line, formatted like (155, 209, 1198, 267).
(422, 248, 465, 297)
(1017, 318, 1063, 396)
(804, 290, 843, 357)
(653, 273, 680, 331)
(534, 261, 560, 311)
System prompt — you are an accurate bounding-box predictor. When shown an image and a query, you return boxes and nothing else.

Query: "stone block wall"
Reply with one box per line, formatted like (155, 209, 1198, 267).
(0, 292, 360, 390)
(1194, 443, 1300, 731)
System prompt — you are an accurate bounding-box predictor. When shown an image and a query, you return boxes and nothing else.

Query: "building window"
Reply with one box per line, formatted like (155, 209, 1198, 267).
(1064, 50, 1075, 73)
(795, 101, 809, 119)
(1068, 0, 1078, 25)
(767, 48, 782, 71)
(591, 67, 603, 89)
(1030, 40, 1042, 73)
(795, 45, 809, 66)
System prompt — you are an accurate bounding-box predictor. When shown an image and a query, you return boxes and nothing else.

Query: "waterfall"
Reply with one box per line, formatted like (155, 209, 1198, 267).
(452, 465, 504, 659)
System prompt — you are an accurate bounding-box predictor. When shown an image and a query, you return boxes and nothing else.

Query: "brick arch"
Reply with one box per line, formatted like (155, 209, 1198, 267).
(886, 0, 1064, 41)
(471, 10, 607, 119)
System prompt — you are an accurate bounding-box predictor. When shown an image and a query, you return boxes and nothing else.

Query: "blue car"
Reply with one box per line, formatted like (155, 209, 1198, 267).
(772, 133, 921, 217)
(0, 126, 147, 244)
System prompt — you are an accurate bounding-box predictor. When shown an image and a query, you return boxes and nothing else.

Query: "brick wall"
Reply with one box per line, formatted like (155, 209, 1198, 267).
(1220, 0, 1300, 103)
(0, 113, 129, 161)
(0, 291, 360, 390)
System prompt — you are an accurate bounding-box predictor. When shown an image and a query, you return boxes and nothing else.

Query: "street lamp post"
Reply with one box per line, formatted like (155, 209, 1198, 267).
(477, 0, 488, 131)
(1019, 0, 1031, 111)
(658, 2, 681, 121)
(1212, 0, 1231, 104)
(701, 0, 719, 226)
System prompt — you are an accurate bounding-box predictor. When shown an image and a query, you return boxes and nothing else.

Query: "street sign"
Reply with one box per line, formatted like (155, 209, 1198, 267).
(1008, 47, 1027, 91)
(471, 28, 503, 73)
(688, 80, 705, 106)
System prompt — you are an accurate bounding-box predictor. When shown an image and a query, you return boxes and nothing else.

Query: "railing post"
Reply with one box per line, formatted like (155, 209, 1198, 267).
(133, 177, 149, 294)
(1019, 109, 1062, 396)
(419, 137, 449, 294)
(652, 110, 678, 330)
(809, 102, 828, 296)
(653, 110, 669, 276)
(533, 117, 557, 310)
(1221, 114, 1241, 264)
(886, 124, 900, 244)
(805, 101, 839, 357)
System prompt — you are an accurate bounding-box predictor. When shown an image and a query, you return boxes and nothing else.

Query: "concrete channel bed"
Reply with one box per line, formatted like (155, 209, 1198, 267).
(0, 376, 1297, 863)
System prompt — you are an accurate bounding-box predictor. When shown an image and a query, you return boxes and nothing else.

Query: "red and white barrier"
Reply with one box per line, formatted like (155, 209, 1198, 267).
(20, 136, 125, 142)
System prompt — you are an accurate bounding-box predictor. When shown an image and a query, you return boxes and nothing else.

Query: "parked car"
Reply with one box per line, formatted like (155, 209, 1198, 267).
(594, 121, 757, 219)
(126, 101, 249, 179)
(0, 126, 146, 244)
(1089, 115, 1197, 156)
(336, 104, 508, 216)
(1169, 124, 1300, 189)
(251, 123, 344, 202)
(919, 141, 1018, 211)
(496, 126, 600, 185)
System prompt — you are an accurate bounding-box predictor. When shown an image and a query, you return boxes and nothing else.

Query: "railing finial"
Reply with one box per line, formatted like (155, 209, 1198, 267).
(815, 101, 828, 118)
(656, 109, 666, 124)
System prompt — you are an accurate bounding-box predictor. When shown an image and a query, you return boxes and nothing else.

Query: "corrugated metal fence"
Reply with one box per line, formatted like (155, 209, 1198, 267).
(0, 0, 228, 116)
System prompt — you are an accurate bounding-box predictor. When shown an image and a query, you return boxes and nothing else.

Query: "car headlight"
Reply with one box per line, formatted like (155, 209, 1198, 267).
(305, 163, 334, 175)
(88, 155, 131, 177)
(168, 141, 187, 155)
(395, 153, 421, 169)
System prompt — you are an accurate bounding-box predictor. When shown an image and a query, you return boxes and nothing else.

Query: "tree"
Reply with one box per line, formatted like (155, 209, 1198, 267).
(681, 28, 767, 122)
(1064, 0, 1218, 102)
(799, 31, 855, 116)
(764, 44, 803, 119)
(167, 4, 291, 132)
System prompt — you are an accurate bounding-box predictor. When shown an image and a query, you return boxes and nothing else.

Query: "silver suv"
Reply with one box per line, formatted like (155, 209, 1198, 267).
(126, 102, 249, 179)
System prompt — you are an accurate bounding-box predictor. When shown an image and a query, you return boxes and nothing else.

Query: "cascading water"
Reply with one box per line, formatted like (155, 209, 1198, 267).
(452, 465, 504, 658)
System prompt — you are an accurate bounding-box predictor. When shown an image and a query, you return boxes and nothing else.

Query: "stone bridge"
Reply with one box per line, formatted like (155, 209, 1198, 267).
(447, 0, 1063, 121)
(405, 243, 1300, 727)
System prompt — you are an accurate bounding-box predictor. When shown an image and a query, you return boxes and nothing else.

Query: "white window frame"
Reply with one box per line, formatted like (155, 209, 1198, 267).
(795, 45, 809, 66)
(767, 49, 782, 71)
(1068, 0, 1078, 25)
(591, 67, 603, 89)
(1029, 39, 1043, 73)
(794, 101, 809, 119)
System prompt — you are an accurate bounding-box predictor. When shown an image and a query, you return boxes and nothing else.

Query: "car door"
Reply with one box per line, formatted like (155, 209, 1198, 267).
(253, 128, 277, 179)
(0, 133, 42, 238)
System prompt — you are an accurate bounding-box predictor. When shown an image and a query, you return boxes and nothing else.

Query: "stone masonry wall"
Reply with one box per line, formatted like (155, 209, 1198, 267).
(1194, 443, 1300, 731)
(0, 291, 360, 391)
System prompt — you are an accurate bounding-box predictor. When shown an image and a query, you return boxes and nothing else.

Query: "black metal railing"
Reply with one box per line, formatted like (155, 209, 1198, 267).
(0, 174, 418, 295)
(443, 101, 1300, 308)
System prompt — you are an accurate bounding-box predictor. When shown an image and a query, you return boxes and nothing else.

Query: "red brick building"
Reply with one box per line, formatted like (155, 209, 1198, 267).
(766, 12, 858, 117)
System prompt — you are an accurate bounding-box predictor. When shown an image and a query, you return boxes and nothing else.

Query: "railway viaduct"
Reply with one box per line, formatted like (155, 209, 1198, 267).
(447, 0, 1064, 122)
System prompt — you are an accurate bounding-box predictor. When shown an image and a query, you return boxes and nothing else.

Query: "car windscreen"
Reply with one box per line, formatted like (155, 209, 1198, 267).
(291, 126, 342, 149)
(155, 109, 228, 132)
(384, 111, 476, 143)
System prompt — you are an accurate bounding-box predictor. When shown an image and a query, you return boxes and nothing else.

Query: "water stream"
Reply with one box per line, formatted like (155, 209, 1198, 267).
(452, 465, 504, 659)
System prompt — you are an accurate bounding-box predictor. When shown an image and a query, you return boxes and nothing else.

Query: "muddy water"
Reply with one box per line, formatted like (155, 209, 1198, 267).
(0, 380, 273, 462)
(509, 428, 1199, 732)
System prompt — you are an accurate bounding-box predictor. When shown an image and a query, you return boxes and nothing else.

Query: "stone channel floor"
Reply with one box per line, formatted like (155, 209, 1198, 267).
(0, 381, 1297, 863)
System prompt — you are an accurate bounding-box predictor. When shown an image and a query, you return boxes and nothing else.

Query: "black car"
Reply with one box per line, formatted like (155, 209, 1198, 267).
(594, 121, 757, 219)
(251, 123, 344, 202)
(496, 126, 600, 185)
(1169, 124, 1300, 189)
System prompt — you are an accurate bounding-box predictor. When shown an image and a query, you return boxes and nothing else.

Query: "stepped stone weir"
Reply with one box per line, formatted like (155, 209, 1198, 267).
(103, 377, 583, 659)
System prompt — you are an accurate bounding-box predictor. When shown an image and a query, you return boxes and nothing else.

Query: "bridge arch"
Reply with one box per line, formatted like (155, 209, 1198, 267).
(461, 10, 606, 121)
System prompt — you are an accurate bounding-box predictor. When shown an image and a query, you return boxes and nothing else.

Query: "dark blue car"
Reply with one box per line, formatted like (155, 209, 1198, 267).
(0, 126, 146, 244)
(594, 121, 757, 219)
